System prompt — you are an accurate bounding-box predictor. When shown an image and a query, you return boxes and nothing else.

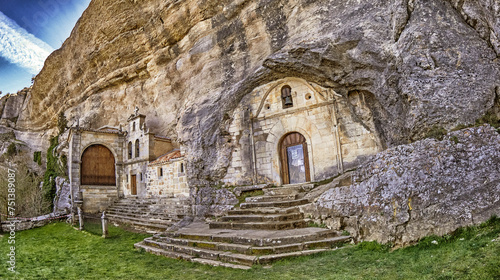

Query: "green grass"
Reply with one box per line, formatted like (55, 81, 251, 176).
(235, 190, 264, 207)
(1, 217, 500, 279)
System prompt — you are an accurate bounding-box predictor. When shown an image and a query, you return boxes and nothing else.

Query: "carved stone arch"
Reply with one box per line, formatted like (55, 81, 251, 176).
(80, 142, 119, 161)
(254, 77, 332, 119)
(279, 132, 311, 184)
(265, 116, 320, 185)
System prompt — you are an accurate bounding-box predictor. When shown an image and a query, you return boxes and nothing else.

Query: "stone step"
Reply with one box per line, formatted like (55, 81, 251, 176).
(163, 228, 338, 247)
(108, 205, 152, 211)
(219, 213, 303, 223)
(135, 243, 252, 269)
(227, 206, 300, 215)
(106, 209, 184, 217)
(209, 219, 308, 230)
(106, 206, 189, 215)
(106, 210, 184, 220)
(136, 236, 348, 267)
(190, 258, 252, 270)
(107, 213, 183, 221)
(107, 213, 174, 225)
(245, 194, 297, 203)
(240, 198, 310, 209)
(140, 238, 256, 266)
(110, 202, 189, 208)
(257, 248, 331, 265)
(109, 218, 171, 233)
(262, 183, 314, 196)
(152, 235, 350, 255)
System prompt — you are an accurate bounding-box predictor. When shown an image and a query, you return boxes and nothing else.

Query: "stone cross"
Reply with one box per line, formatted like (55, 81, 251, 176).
(134, 106, 139, 116)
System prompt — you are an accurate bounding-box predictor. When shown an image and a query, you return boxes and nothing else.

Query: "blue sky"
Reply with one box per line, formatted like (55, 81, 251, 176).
(0, 0, 91, 96)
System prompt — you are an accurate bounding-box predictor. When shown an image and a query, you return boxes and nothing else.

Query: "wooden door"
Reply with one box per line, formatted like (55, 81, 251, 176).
(280, 132, 310, 185)
(131, 175, 137, 195)
(81, 144, 116, 186)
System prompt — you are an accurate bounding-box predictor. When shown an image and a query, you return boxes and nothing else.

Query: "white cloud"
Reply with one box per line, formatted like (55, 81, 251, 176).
(0, 12, 54, 75)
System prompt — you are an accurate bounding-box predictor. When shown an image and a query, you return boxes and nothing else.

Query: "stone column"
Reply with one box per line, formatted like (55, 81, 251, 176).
(101, 211, 108, 238)
(78, 207, 84, 231)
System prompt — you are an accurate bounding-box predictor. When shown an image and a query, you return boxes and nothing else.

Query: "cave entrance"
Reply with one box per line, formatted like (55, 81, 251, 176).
(279, 132, 311, 185)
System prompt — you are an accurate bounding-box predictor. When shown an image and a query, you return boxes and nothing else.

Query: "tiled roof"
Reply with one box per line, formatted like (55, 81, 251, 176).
(149, 149, 183, 166)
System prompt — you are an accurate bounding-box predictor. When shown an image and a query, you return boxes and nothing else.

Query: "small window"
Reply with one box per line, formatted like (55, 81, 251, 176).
(159, 167, 163, 177)
(281, 85, 293, 109)
(128, 142, 132, 159)
(135, 140, 140, 158)
(140, 173, 143, 181)
(133, 122, 136, 131)
(180, 162, 184, 173)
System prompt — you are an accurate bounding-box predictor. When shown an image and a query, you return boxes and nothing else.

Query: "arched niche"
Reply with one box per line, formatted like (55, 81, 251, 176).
(81, 144, 116, 186)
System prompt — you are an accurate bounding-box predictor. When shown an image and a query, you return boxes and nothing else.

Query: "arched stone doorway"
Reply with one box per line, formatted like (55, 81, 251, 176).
(279, 132, 311, 185)
(81, 144, 116, 186)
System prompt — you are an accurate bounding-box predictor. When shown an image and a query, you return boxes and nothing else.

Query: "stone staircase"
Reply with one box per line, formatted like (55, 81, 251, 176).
(106, 196, 191, 233)
(134, 183, 351, 269)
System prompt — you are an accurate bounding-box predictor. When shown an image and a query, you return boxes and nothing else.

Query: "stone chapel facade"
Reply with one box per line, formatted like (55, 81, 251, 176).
(68, 78, 381, 213)
(222, 77, 381, 186)
(67, 109, 188, 213)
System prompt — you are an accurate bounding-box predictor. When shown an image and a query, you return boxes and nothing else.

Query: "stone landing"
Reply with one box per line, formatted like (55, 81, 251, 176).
(135, 183, 351, 268)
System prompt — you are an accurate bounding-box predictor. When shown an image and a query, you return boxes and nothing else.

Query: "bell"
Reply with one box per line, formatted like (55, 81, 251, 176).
(284, 96, 293, 106)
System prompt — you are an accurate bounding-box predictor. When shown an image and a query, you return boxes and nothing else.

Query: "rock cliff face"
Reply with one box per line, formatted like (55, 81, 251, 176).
(2, 0, 500, 185)
(309, 125, 500, 245)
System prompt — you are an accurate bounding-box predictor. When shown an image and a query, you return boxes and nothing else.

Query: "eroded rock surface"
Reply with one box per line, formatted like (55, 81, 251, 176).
(312, 125, 500, 245)
(190, 186, 238, 217)
(1, 0, 499, 186)
(53, 177, 72, 213)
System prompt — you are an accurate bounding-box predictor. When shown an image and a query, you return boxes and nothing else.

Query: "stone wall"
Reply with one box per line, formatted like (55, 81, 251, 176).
(223, 77, 380, 186)
(305, 125, 500, 245)
(81, 186, 118, 213)
(146, 159, 188, 197)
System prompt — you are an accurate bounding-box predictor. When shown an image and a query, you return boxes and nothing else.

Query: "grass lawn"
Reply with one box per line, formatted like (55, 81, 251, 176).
(1, 217, 499, 280)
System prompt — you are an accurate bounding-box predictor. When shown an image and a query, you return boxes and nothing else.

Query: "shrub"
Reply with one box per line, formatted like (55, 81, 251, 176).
(6, 143, 17, 157)
(42, 136, 65, 209)
(0, 164, 50, 217)
(424, 126, 447, 141)
(33, 151, 42, 165)
(476, 112, 500, 129)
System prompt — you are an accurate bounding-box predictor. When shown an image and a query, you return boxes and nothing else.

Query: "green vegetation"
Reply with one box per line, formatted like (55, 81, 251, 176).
(33, 151, 42, 166)
(0, 163, 49, 217)
(42, 136, 66, 210)
(1, 217, 499, 279)
(235, 190, 264, 207)
(425, 112, 500, 142)
(475, 111, 500, 129)
(424, 125, 448, 141)
(5, 143, 17, 158)
(308, 221, 328, 228)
